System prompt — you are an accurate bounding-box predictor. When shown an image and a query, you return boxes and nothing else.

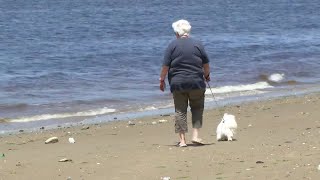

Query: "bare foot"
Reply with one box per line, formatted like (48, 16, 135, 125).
(191, 138, 205, 145)
(176, 142, 187, 147)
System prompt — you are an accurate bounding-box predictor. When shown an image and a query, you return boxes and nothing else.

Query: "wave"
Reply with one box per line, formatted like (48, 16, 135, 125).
(8, 107, 116, 123)
(205, 82, 273, 94)
(259, 73, 298, 85)
(0, 118, 9, 123)
(139, 106, 157, 111)
(260, 73, 285, 83)
(268, 73, 285, 82)
(0, 103, 28, 111)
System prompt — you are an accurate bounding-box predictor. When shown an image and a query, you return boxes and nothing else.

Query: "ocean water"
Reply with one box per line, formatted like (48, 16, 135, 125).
(1, 0, 320, 132)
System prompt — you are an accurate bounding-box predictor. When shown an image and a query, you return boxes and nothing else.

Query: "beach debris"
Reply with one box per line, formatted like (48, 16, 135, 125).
(248, 124, 252, 127)
(256, 161, 264, 164)
(114, 117, 117, 120)
(19, 129, 24, 132)
(317, 164, 320, 171)
(160, 114, 170, 117)
(151, 121, 157, 125)
(158, 119, 168, 123)
(45, 137, 59, 144)
(128, 121, 135, 126)
(67, 176, 72, 180)
(81, 126, 89, 130)
(40, 127, 45, 130)
(68, 137, 75, 143)
(1, 153, 5, 158)
(16, 162, 21, 166)
(161, 177, 171, 180)
(58, 158, 72, 162)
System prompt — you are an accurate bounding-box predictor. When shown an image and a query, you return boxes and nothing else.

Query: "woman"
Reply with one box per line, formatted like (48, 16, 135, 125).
(159, 19, 211, 147)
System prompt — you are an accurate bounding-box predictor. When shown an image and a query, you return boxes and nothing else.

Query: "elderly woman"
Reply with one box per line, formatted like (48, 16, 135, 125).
(159, 19, 211, 147)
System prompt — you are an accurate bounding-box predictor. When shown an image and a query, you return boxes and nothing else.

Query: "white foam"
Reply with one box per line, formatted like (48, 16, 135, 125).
(139, 106, 158, 111)
(10, 107, 116, 123)
(138, 103, 175, 111)
(206, 82, 273, 94)
(159, 103, 174, 109)
(268, 73, 285, 82)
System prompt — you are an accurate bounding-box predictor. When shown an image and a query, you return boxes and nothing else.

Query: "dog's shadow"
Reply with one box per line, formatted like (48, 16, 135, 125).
(217, 138, 238, 142)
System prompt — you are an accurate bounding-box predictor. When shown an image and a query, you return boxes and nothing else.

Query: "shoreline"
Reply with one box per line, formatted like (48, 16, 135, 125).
(2, 86, 320, 135)
(1, 92, 320, 179)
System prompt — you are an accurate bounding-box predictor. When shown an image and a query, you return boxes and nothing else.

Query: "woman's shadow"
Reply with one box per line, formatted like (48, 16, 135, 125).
(166, 142, 216, 148)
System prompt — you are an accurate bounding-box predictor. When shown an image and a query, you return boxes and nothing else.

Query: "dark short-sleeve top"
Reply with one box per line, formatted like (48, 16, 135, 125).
(163, 37, 210, 92)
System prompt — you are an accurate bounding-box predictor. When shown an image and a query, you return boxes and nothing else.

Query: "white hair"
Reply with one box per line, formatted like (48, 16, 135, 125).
(172, 19, 191, 36)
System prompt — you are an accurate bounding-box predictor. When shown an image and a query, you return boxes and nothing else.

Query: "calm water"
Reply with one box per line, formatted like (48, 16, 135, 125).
(1, 0, 320, 132)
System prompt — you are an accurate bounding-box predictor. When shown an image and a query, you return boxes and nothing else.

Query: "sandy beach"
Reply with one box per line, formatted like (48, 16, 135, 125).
(1, 93, 320, 180)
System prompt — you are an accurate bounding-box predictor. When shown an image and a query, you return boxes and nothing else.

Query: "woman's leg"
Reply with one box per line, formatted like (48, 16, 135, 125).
(189, 89, 205, 142)
(173, 91, 189, 145)
(178, 132, 186, 146)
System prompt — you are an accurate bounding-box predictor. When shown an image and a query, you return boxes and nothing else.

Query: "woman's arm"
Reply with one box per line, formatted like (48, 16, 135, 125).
(160, 65, 169, 81)
(203, 63, 210, 81)
(159, 65, 169, 91)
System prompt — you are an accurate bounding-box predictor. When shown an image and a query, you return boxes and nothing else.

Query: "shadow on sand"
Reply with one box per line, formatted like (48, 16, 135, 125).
(165, 142, 216, 148)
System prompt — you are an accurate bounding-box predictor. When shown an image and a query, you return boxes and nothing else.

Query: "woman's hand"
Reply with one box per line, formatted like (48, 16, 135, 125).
(205, 74, 210, 82)
(203, 63, 210, 82)
(159, 66, 169, 92)
(159, 80, 166, 91)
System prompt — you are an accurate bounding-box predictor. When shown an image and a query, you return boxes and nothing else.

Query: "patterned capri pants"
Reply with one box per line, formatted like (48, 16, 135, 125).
(173, 89, 205, 133)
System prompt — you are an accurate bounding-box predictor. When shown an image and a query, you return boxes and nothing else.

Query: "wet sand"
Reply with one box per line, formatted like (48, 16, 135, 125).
(1, 93, 320, 180)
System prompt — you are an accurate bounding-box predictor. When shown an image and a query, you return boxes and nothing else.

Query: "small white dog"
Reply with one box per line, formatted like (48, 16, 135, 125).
(216, 113, 237, 141)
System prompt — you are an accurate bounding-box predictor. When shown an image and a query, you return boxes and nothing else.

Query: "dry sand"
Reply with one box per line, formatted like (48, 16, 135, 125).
(1, 93, 320, 180)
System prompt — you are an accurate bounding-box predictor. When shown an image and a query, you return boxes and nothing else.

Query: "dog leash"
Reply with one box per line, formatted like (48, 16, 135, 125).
(206, 81, 226, 122)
